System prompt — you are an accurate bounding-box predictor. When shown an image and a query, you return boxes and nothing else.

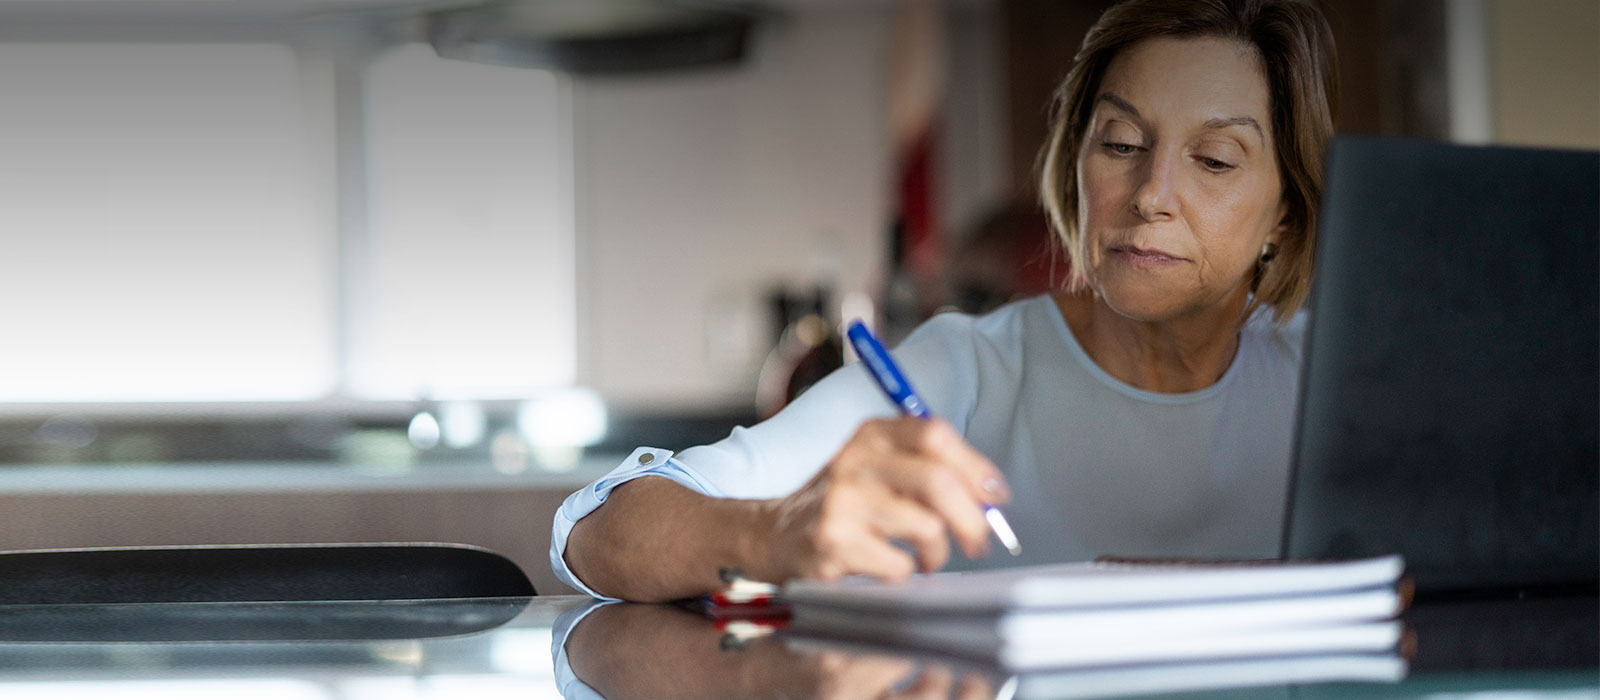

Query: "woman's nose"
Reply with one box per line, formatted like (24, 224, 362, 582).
(1130, 150, 1177, 221)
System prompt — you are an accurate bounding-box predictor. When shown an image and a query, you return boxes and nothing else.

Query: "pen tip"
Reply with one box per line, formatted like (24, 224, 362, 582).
(985, 507, 1022, 557)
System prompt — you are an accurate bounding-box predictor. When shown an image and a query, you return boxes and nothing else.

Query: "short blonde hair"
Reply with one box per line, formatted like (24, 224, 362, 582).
(1038, 0, 1338, 324)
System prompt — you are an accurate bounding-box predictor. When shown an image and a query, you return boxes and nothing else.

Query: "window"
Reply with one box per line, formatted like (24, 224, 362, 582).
(357, 45, 574, 400)
(0, 43, 331, 401)
(0, 41, 574, 405)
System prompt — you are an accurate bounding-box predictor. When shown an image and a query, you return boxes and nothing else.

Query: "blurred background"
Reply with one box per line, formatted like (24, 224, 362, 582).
(0, 0, 1593, 595)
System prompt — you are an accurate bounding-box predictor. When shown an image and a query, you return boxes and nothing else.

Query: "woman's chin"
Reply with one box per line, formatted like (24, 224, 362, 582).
(1094, 281, 1194, 322)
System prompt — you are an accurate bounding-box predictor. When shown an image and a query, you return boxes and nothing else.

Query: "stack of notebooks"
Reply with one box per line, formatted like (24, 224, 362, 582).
(782, 555, 1408, 676)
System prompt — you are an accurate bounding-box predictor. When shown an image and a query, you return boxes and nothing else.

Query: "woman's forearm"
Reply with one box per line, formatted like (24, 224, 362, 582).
(564, 476, 771, 602)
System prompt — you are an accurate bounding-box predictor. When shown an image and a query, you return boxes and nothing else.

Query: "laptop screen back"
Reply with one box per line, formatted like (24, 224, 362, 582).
(1284, 136, 1599, 595)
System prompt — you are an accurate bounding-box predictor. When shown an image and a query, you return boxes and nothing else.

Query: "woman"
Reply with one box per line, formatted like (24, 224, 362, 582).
(553, 0, 1337, 602)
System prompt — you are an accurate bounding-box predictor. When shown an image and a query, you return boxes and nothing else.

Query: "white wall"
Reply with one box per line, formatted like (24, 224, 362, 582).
(1486, 0, 1600, 150)
(942, 1, 1011, 238)
(572, 4, 1007, 409)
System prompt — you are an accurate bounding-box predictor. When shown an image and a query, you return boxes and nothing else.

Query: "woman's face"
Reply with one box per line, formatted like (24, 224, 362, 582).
(1075, 36, 1287, 322)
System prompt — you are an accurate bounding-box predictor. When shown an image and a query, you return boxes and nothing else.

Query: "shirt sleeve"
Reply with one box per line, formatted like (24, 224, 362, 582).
(549, 446, 707, 599)
(666, 314, 982, 498)
(549, 313, 982, 597)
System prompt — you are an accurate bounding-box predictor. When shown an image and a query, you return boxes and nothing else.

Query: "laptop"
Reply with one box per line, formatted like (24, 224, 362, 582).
(1283, 136, 1599, 598)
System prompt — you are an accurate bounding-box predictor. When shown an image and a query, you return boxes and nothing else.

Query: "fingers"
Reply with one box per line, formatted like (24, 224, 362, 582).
(851, 419, 1004, 559)
(953, 672, 998, 700)
(863, 455, 992, 559)
(767, 417, 1012, 584)
(875, 418, 1012, 505)
(806, 650, 917, 700)
(917, 466, 994, 559)
(867, 496, 951, 573)
(889, 663, 954, 700)
(769, 477, 919, 583)
(831, 526, 919, 582)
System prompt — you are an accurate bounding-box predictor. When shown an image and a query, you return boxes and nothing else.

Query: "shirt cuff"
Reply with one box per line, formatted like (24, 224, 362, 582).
(550, 446, 721, 598)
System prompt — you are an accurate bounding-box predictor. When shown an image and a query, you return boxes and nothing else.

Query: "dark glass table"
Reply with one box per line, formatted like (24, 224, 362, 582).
(1, 594, 1593, 699)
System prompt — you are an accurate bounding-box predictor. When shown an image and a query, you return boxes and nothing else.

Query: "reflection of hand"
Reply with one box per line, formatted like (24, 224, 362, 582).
(801, 650, 997, 700)
(565, 603, 738, 700)
(793, 648, 918, 700)
(752, 417, 1011, 584)
(563, 602, 999, 700)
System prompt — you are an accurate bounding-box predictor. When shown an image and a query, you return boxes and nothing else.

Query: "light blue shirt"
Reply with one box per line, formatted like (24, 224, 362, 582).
(551, 295, 1307, 598)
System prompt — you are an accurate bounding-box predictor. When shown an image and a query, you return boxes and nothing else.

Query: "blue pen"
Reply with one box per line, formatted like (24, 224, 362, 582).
(845, 319, 1022, 556)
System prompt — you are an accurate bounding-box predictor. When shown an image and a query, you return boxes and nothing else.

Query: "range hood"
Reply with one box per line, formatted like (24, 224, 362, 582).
(426, 0, 767, 75)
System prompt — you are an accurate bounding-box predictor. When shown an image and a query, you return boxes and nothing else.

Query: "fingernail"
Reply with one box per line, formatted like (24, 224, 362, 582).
(983, 478, 1009, 499)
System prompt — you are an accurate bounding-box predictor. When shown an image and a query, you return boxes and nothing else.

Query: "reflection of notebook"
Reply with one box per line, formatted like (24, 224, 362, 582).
(1283, 136, 1599, 597)
(1010, 653, 1407, 700)
(783, 640, 1409, 698)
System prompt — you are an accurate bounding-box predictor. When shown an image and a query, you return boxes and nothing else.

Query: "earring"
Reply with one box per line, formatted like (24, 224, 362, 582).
(1252, 243, 1279, 294)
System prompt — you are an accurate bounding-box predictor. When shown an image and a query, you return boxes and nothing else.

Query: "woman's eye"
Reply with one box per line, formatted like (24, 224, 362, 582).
(1199, 156, 1235, 171)
(1103, 142, 1138, 155)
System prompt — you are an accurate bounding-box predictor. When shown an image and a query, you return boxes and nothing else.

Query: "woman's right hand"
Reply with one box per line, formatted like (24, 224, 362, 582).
(749, 416, 1011, 584)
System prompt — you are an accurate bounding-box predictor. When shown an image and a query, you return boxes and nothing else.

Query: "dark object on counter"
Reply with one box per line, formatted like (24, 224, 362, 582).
(428, 0, 762, 75)
(1284, 136, 1599, 597)
(0, 542, 534, 605)
(757, 285, 844, 419)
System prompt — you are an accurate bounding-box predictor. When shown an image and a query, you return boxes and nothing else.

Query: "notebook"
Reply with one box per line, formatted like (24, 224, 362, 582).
(783, 556, 1405, 670)
(782, 555, 1404, 613)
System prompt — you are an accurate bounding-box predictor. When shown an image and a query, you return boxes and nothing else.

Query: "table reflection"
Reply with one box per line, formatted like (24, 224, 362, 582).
(555, 599, 1410, 700)
(556, 596, 1599, 700)
(0, 595, 1591, 700)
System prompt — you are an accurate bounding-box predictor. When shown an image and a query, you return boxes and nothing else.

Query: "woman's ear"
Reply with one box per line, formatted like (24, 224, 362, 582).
(1268, 199, 1291, 246)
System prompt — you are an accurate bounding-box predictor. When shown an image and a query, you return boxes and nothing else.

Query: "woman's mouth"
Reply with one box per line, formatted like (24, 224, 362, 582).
(1109, 245, 1186, 267)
